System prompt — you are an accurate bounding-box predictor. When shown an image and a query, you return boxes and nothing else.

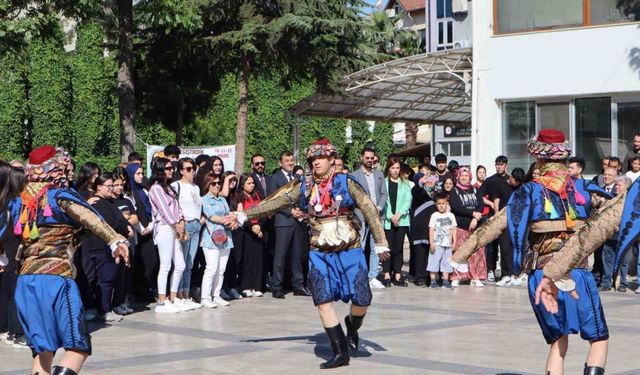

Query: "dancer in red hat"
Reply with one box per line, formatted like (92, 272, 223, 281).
(449, 130, 611, 375)
(0, 145, 130, 375)
(232, 139, 390, 369)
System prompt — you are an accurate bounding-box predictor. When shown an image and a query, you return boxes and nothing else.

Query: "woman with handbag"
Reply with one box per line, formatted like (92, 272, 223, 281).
(148, 158, 187, 313)
(200, 172, 235, 308)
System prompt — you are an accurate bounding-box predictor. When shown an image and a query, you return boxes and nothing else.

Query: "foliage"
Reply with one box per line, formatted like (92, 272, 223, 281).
(69, 22, 119, 169)
(28, 32, 73, 151)
(0, 53, 28, 160)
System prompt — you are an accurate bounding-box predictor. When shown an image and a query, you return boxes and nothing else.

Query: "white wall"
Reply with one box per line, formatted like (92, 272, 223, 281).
(471, 0, 640, 170)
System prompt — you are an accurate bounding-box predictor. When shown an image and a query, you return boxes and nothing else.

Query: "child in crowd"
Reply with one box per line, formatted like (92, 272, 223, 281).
(428, 192, 457, 289)
(625, 156, 640, 182)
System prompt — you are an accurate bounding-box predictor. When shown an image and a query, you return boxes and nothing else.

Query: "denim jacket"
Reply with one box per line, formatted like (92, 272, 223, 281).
(201, 193, 233, 250)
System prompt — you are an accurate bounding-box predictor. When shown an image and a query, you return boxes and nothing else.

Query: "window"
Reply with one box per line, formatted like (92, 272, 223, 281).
(418, 28, 427, 52)
(495, 0, 637, 35)
(436, 0, 454, 50)
(575, 98, 611, 175)
(503, 102, 536, 171)
(538, 102, 570, 141)
(590, 0, 635, 25)
(436, 141, 471, 157)
(617, 101, 640, 157)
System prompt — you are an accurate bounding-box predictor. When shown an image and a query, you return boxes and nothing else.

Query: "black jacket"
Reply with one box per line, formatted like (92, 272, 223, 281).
(85, 197, 130, 251)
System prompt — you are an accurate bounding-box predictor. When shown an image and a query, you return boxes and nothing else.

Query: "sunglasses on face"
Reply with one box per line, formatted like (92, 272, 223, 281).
(183, 166, 194, 172)
(253, 161, 265, 166)
(165, 166, 174, 171)
(211, 181, 222, 186)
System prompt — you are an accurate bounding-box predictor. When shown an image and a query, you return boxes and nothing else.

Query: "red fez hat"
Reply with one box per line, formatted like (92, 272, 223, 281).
(28, 145, 57, 165)
(536, 129, 565, 144)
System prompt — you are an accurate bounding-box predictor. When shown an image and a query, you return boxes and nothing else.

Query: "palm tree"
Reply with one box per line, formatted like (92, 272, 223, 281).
(365, 10, 421, 61)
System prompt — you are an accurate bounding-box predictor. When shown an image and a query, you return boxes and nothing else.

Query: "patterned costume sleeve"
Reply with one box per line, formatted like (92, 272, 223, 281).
(61, 200, 127, 246)
(244, 180, 301, 221)
(507, 185, 532, 275)
(614, 179, 640, 276)
(347, 178, 388, 247)
(543, 194, 624, 280)
(450, 207, 508, 264)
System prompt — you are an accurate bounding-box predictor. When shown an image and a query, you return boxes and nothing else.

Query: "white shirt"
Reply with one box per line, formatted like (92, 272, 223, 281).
(625, 170, 640, 182)
(171, 181, 202, 221)
(429, 212, 457, 247)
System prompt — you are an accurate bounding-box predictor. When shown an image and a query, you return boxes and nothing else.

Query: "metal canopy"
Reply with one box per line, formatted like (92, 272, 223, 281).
(290, 48, 472, 125)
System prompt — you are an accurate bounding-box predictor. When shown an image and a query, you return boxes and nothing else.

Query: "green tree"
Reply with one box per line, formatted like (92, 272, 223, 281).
(197, 0, 376, 172)
(0, 53, 28, 160)
(29, 33, 73, 151)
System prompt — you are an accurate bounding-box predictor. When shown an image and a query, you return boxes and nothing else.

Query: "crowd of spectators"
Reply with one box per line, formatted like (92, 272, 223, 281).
(2, 132, 640, 349)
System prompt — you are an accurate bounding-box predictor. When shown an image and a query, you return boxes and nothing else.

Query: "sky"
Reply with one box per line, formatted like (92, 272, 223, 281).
(362, 0, 384, 13)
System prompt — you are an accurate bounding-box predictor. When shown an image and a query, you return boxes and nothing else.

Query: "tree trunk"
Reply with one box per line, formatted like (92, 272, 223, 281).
(175, 94, 185, 145)
(234, 55, 250, 172)
(117, 0, 135, 162)
(405, 122, 418, 148)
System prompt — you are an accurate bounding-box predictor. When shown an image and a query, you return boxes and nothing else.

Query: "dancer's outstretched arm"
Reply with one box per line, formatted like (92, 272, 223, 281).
(449, 207, 507, 268)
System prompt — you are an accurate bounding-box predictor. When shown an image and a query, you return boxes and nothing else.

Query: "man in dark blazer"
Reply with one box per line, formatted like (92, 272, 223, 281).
(351, 147, 388, 289)
(267, 151, 310, 298)
(251, 154, 269, 200)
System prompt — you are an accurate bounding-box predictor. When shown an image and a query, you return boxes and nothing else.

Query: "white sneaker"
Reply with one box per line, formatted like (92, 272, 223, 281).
(113, 305, 129, 316)
(172, 299, 193, 312)
(229, 288, 243, 299)
(487, 271, 496, 282)
(253, 290, 264, 297)
(369, 278, 385, 289)
(518, 274, 528, 283)
(155, 301, 180, 313)
(242, 289, 255, 297)
(102, 311, 124, 322)
(185, 298, 202, 309)
(451, 280, 460, 288)
(471, 280, 485, 287)
(201, 298, 218, 308)
(496, 276, 512, 287)
(510, 276, 522, 286)
(213, 296, 230, 307)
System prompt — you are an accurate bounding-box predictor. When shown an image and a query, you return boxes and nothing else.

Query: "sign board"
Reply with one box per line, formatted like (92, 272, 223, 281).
(146, 145, 236, 175)
(443, 126, 471, 138)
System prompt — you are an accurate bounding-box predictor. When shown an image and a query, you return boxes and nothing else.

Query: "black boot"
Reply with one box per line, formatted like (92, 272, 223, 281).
(52, 366, 78, 375)
(344, 314, 365, 352)
(320, 324, 350, 369)
(583, 363, 605, 375)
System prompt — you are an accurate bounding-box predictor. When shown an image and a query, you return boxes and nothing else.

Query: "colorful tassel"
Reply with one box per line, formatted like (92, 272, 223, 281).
(22, 223, 30, 239)
(29, 223, 39, 240)
(565, 212, 575, 229)
(549, 204, 560, 220)
(574, 191, 586, 205)
(544, 197, 553, 215)
(568, 206, 577, 220)
(13, 222, 22, 235)
(19, 208, 28, 224)
(43, 204, 53, 217)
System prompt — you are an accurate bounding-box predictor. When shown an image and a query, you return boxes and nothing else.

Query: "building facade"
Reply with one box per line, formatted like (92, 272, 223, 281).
(472, 0, 640, 175)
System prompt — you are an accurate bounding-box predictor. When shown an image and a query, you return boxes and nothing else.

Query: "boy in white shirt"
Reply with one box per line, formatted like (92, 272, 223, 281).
(428, 192, 457, 289)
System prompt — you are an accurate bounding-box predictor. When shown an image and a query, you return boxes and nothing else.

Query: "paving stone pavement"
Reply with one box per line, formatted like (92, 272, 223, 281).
(1, 282, 639, 375)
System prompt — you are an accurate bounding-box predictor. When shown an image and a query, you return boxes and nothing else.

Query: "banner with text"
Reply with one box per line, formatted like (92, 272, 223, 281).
(146, 145, 236, 175)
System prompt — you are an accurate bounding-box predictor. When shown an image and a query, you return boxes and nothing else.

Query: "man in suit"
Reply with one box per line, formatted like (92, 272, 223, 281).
(351, 147, 388, 289)
(267, 151, 311, 298)
(251, 154, 269, 200)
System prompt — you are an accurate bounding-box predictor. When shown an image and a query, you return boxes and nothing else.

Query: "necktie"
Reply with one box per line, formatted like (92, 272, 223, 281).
(606, 186, 611, 193)
(287, 173, 293, 182)
(260, 175, 266, 192)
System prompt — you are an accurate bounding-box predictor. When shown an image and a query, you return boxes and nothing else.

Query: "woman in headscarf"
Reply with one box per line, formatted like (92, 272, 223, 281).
(125, 163, 158, 301)
(448, 167, 486, 287)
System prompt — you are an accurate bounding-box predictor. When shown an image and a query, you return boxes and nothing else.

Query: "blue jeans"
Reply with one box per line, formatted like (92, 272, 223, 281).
(179, 220, 201, 293)
(601, 240, 631, 288)
(360, 225, 379, 280)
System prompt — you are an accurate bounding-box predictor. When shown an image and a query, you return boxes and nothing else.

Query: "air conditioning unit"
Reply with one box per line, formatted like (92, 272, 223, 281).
(385, 8, 396, 17)
(453, 39, 471, 49)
